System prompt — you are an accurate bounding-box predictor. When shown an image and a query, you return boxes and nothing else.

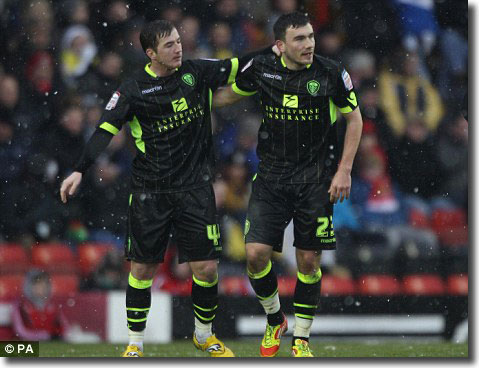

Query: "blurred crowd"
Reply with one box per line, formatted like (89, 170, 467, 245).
(0, 0, 468, 289)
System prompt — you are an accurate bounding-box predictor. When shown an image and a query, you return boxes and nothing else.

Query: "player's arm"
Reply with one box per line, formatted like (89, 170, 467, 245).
(213, 56, 258, 108)
(328, 107, 363, 204)
(60, 89, 129, 203)
(60, 128, 114, 203)
(328, 67, 363, 204)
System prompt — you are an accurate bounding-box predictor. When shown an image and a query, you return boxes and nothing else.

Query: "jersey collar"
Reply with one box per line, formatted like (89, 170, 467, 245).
(144, 63, 179, 78)
(280, 55, 312, 70)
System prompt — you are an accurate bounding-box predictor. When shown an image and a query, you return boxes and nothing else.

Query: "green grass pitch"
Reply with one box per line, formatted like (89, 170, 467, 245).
(38, 340, 468, 358)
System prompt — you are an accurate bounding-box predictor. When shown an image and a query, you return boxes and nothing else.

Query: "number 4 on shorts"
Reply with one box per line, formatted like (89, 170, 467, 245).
(207, 224, 221, 247)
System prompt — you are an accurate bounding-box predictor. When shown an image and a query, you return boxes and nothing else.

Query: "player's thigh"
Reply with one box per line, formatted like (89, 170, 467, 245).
(126, 192, 173, 264)
(173, 185, 222, 263)
(293, 182, 336, 251)
(245, 177, 293, 252)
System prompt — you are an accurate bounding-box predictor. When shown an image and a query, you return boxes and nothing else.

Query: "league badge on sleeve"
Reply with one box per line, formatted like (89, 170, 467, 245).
(341, 70, 353, 91)
(106, 91, 120, 110)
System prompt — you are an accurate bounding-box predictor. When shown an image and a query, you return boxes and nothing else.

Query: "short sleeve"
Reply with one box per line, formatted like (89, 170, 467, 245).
(98, 83, 132, 135)
(231, 57, 258, 96)
(332, 67, 358, 114)
(196, 58, 239, 92)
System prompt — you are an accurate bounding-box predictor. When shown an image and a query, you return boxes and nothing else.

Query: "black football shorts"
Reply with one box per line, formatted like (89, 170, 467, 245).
(244, 176, 336, 252)
(125, 184, 222, 264)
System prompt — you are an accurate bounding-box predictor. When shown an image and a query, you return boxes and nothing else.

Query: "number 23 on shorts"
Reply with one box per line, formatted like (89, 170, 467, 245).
(316, 216, 334, 238)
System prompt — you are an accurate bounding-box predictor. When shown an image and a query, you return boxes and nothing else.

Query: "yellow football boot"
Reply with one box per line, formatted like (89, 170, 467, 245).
(121, 345, 143, 357)
(291, 338, 314, 357)
(193, 334, 235, 357)
(260, 314, 288, 357)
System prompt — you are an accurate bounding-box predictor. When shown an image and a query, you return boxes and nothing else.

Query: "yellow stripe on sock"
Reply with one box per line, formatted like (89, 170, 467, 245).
(192, 274, 218, 287)
(193, 304, 218, 312)
(297, 269, 322, 284)
(293, 303, 317, 308)
(127, 317, 148, 322)
(247, 261, 272, 280)
(194, 310, 216, 322)
(128, 273, 153, 289)
(295, 313, 314, 320)
(257, 288, 278, 301)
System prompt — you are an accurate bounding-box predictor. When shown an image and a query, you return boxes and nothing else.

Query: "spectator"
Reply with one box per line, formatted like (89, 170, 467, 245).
(213, 0, 248, 53)
(82, 129, 132, 246)
(378, 48, 444, 138)
(436, 112, 468, 210)
(178, 16, 210, 60)
(388, 117, 442, 201)
(85, 251, 128, 290)
(351, 148, 408, 229)
(208, 22, 234, 59)
(60, 24, 98, 88)
(77, 50, 124, 106)
(11, 270, 71, 341)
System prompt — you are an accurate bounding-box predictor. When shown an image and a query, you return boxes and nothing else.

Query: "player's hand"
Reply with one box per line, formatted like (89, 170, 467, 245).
(60, 171, 82, 203)
(272, 44, 281, 57)
(328, 169, 351, 204)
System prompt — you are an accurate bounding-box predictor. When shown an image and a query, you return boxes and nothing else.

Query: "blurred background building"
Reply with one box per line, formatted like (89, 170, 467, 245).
(0, 0, 468, 343)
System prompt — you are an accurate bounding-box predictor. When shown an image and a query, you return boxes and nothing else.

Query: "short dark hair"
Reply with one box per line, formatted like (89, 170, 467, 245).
(273, 12, 311, 41)
(140, 19, 175, 54)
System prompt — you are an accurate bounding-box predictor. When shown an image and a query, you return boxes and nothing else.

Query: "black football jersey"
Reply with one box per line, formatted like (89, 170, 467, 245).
(233, 54, 358, 184)
(98, 58, 239, 192)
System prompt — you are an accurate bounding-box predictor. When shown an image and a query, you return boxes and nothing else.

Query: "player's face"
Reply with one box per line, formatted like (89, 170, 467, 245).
(152, 28, 183, 70)
(281, 23, 315, 66)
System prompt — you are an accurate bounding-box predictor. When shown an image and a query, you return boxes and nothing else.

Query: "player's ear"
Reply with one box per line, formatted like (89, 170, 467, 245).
(146, 48, 157, 61)
(275, 39, 286, 54)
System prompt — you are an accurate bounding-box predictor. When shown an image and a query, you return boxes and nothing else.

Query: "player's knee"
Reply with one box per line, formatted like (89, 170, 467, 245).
(246, 247, 270, 273)
(296, 251, 321, 275)
(131, 262, 157, 280)
(192, 261, 218, 283)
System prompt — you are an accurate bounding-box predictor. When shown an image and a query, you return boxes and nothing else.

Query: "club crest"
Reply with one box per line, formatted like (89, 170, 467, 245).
(307, 80, 320, 96)
(182, 73, 195, 86)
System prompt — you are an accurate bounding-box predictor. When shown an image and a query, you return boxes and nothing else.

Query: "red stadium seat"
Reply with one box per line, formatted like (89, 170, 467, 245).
(219, 276, 250, 296)
(446, 274, 468, 295)
(431, 209, 468, 246)
(0, 244, 30, 274)
(277, 276, 296, 297)
(77, 243, 114, 277)
(409, 209, 430, 229)
(321, 274, 356, 296)
(31, 243, 77, 274)
(50, 274, 79, 297)
(402, 274, 445, 296)
(0, 275, 25, 301)
(358, 274, 401, 296)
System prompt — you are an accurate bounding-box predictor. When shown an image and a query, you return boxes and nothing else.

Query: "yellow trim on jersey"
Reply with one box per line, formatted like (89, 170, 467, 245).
(228, 57, 239, 84)
(280, 56, 312, 69)
(339, 106, 354, 113)
(128, 116, 145, 153)
(99, 122, 119, 135)
(232, 83, 257, 96)
(145, 63, 157, 78)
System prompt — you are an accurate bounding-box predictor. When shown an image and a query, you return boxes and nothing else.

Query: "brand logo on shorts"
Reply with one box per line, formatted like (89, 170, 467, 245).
(207, 224, 221, 246)
(172, 97, 188, 112)
(283, 94, 298, 108)
(307, 80, 320, 96)
(182, 73, 195, 87)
